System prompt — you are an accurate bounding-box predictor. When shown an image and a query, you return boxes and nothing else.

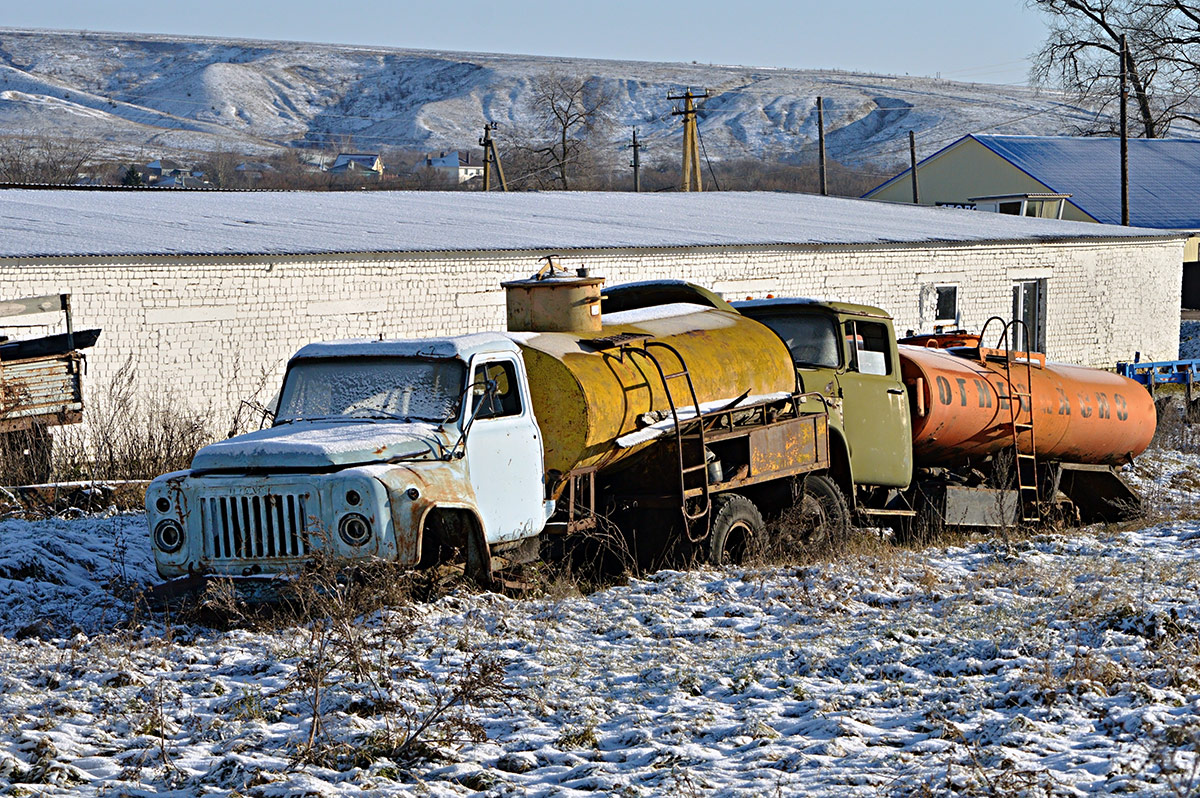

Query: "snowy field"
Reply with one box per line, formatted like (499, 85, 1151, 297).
(0, 449, 1198, 796)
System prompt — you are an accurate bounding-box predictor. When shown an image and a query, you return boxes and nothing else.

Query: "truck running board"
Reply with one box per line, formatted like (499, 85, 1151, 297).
(857, 507, 917, 518)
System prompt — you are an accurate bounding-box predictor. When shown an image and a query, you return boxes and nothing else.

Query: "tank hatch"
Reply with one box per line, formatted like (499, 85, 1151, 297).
(502, 258, 605, 334)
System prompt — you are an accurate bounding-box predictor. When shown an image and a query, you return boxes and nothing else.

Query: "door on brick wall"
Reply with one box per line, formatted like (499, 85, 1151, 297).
(1012, 279, 1047, 353)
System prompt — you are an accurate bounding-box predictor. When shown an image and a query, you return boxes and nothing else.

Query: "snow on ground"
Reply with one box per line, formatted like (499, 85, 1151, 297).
(1180, 320, 1200, 360)
(0, 450, 1198, 796)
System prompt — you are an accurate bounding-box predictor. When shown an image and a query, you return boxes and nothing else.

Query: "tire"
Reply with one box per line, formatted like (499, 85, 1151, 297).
(791, 474, 851, 551)
(707, 493, 765, 566)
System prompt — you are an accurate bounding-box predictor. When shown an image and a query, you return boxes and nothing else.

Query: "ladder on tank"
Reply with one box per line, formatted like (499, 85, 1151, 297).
(980, 317, 1041, 524)
(621, 341, 713, 543)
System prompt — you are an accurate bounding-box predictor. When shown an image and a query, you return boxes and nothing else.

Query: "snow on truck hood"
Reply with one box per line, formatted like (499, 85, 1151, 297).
(190, 420, 448, 471)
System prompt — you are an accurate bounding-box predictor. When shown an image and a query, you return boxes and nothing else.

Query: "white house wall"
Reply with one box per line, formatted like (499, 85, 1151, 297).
(0, 237, 1181, 421)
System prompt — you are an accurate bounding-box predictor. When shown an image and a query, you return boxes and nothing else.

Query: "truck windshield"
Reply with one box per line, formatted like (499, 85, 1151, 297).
(275, 357, 467, 423)
(748, 313, 842, 368)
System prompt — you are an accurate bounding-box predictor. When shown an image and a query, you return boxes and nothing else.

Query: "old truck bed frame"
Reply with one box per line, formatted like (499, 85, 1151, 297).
(0, 294, 88, 433)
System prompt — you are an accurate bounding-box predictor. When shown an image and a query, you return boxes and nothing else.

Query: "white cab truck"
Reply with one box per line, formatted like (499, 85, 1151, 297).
(145, 273, 835, 601)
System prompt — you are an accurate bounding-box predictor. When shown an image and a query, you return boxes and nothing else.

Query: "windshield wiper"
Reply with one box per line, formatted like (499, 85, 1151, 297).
(345, 408, 410, 421)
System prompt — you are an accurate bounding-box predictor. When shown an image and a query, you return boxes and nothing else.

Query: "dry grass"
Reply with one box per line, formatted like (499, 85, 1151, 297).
(193, 546, 513, 771)
(0, 358, 231, 514)
(51, 357, 216, 484)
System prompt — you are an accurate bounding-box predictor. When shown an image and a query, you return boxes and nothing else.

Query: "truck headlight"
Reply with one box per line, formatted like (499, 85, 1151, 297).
(338, 513, 372, 546)
(154, 519, 185, 553)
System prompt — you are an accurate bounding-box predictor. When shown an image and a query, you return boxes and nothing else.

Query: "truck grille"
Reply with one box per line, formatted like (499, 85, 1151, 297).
(202, 492, 312, 560)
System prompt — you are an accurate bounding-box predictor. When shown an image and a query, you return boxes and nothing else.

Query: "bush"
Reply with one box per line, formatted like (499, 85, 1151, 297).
(52, 357, 215, 483)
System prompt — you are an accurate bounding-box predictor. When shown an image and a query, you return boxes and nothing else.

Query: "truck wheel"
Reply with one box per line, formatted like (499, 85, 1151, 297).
(708, 494, 765, 566)
(794, 474, 850, 550)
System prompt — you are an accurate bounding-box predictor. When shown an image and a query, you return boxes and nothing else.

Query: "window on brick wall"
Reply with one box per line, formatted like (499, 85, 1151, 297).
(934, 285, 958, 327)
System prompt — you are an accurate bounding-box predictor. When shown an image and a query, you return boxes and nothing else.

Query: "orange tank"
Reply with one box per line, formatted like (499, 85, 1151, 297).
(899, 345, 1156, 467)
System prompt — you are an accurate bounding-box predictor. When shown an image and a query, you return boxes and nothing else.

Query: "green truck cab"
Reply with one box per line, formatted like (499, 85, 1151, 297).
(735, 299, 913, 505)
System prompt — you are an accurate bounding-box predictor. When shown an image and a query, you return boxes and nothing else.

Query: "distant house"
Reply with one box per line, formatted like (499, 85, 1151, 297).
(143, 159, 183, 182)
(143, 159, 205, 186)
(419, 151, 484, 183)
(328, 153, 384, 176)
(156, 174, 209, 188)
(235, 162, 273, 182)
(864, 134, 1200, 307)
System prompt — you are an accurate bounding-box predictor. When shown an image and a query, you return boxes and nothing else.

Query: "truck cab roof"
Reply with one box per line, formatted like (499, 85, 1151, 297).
(290, 332, 520, 363)
(734, 297, 893, 321)
(602, 280, 734, 314)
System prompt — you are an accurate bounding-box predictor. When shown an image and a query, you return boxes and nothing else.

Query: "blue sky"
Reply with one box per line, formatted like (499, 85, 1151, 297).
(7, 1, 1048, 85)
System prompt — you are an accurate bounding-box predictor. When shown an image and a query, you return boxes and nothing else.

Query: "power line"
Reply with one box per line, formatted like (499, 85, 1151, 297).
(695, 121, 721, 191)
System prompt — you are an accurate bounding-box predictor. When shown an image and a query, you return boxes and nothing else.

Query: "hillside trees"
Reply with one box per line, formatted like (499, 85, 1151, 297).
(1029, 0, 1200, 136)
(0, 135, 96, 183)
(513, 72, 615, 189)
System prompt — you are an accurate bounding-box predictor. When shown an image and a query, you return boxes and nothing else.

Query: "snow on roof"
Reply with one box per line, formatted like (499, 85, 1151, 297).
(291, 332, 518, 362)
(331, 153, 381, 168)
(970, 135, 1200, 228)
(871, 134, 1200, 229)
(0, 189, 1181, 260)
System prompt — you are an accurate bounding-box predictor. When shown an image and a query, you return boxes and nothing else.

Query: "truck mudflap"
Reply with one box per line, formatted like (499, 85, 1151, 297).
(1054, 463, 1144, 523)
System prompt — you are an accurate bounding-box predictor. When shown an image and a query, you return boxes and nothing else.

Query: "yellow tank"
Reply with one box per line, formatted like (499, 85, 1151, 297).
(506, 276, 797, 485)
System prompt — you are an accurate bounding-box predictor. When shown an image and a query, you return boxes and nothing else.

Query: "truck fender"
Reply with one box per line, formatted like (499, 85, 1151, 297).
(423, 505, 493, 585)
(371, 467, 483, 568)
(373, 467, 494, 583)
(826, 429, 855, 507)
(373, 468, 432, 565)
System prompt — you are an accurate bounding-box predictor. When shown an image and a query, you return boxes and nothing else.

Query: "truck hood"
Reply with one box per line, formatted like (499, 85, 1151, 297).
(190, 420, 450, 472)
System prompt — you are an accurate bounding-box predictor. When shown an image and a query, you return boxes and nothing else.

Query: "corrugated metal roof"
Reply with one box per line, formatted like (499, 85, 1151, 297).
(971, 135, 1200, 228)
(0, 188, 1179, 260)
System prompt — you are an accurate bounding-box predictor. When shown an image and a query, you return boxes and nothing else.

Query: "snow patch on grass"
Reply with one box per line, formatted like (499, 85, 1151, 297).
(0, 466, 1198, 795)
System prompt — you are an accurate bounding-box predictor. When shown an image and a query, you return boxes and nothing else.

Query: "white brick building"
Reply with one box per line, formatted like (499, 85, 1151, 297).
(0, 189, 1183, 418)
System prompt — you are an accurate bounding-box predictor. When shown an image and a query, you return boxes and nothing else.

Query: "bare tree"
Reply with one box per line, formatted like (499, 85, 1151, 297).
(1028, 0, 1200, 136)
(517, 72, 615, 190)
(0, 134, 97, 183)
(200, 149, 242, 188)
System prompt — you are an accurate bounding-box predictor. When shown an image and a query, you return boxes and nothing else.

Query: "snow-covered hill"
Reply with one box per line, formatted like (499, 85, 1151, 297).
(0, 28, 1155, 169)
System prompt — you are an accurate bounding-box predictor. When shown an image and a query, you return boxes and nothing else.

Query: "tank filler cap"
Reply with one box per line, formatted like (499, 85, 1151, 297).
(501, 257, 606, 333)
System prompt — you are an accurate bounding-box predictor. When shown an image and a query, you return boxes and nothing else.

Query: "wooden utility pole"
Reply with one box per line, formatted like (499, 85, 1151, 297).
(628, 127, 645, 192)
(908, 130, 920, 204)
(1120, 34, 1130, 226)
(817, 96, 828, 196)
(669, 88, 708, 192)
(480, 122, 508, 192)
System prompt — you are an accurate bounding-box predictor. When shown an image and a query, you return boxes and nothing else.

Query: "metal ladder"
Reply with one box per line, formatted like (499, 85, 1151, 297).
(981, 317, 1040, 523)
(622, 341, 712, 542)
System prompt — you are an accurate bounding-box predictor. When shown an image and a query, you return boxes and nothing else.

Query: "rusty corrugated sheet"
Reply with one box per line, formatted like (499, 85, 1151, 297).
(0, 352, 83, 432)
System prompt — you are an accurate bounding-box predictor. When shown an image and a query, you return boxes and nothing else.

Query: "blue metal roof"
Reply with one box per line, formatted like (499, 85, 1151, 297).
(971, 135, 1200, 229)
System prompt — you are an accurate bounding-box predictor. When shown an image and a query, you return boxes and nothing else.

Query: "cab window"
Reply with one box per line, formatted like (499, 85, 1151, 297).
(471, 360, 522, 419)
(845, 320, 892, 376)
